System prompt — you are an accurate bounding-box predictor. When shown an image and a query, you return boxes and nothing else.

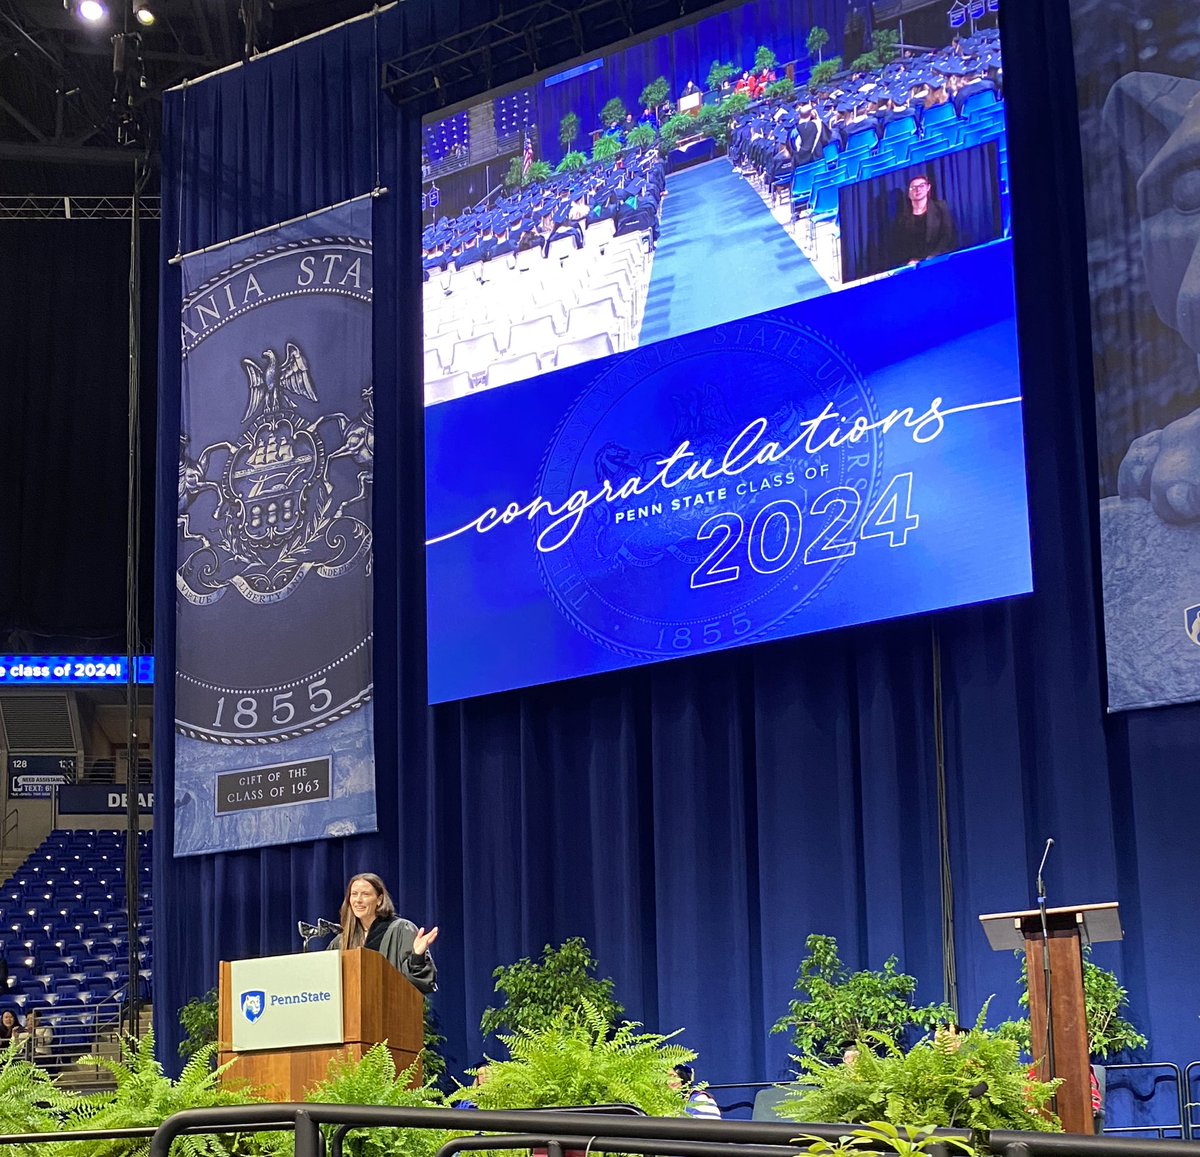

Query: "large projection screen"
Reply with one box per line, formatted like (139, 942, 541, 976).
(421, 0, 1030, 704)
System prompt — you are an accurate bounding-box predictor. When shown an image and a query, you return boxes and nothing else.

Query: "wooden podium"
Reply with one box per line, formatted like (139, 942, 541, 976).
(979, 902, 1122, 1135)
(218, 948, 424, 1100)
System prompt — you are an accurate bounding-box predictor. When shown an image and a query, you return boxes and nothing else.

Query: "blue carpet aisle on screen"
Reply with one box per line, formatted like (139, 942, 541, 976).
(640, 159, 828, 345)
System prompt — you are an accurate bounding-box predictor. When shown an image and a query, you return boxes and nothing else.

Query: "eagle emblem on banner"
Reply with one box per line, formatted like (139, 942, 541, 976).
(177, 341, 373, 607)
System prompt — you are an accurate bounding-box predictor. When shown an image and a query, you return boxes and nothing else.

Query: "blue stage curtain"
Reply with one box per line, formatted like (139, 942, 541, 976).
(154, 0, 1200, 1088)
(841, 143, 1002, 282)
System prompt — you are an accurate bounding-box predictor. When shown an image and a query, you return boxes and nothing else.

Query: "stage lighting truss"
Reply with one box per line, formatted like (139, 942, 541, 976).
(382, 0, 719, 109)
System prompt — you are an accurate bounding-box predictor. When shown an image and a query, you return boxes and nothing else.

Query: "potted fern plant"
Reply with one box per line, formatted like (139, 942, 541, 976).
(54, 1031, 261, 1157)
(777, 1008, 1063, 1133)
(453, 999, 693, 1115)
(306, 1044, 464, 1157)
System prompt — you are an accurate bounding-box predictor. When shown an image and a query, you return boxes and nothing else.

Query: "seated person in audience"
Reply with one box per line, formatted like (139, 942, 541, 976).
(953, 58, 997, 113)
(544, 205, 585, 254)
(878, 87, 917, 131)
(614, 184, 660, 247)
(893, 173, 958, 266)
(0, 1009, 22, 1043)
(670, 1064, 722, 1119)
(924, 74, 950, 109)
(735, 70, 752, 95)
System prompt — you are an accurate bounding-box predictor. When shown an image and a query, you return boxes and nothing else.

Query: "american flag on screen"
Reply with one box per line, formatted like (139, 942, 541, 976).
(522, 132, 533, 176)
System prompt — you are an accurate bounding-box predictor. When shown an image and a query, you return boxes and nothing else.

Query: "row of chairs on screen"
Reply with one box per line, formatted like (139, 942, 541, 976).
(427, 332, 617, 403)
(425, 256, 645, 334)
(423, 215, 638, 289)
(426, 298, 626, 381)
(425, 227, 651, 319)
(426, 263, 641, 351)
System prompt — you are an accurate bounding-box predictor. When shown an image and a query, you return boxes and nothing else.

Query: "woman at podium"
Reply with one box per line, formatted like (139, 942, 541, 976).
(328, 872, 439, 994)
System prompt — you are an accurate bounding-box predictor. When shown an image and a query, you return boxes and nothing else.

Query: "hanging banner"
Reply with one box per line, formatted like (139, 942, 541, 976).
(1072, 3, 1200, 710)
(174, 197, 377, 854)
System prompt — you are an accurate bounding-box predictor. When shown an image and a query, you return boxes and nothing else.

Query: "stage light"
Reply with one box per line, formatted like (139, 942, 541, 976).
(77, 0, 107, 22)
(133, 0, 154, 25)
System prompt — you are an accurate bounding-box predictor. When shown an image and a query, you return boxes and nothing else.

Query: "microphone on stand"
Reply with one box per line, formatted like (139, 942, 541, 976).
(1036, 838, 1054, 900)
(1035, 838, 1056, 1107)
(298, 917, 340, 951)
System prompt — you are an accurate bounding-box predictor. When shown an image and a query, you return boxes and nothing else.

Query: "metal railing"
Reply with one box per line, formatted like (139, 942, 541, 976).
(143, 1105, 1200, 1157)
(1183, 1061, 1200, 1140)
(0, 807, 19, 855)
(1101, 1062, 1187, 1140)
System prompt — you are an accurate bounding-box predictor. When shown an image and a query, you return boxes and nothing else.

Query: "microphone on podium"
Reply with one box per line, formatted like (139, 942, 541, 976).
(298, 917, 340, 950)
(1036, 837, 1054, 901)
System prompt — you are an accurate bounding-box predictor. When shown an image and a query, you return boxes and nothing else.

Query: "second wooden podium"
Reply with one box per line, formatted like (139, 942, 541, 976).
(979, 901, 1122, 1135)
(218, 947, 423, 1100)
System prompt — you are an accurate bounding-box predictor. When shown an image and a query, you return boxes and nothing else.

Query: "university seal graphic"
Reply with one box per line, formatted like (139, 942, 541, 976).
(175, 234, 374, 746)
(534, 316, 884, 658)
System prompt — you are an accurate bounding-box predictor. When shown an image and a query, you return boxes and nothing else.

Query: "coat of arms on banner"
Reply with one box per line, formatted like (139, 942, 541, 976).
(177, 342, 373, 607)
(174, 199, 378, 856)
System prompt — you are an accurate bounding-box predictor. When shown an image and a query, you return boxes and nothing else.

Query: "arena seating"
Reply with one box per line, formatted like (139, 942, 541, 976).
(422, 111, 470, 164)
(494, 90, 534, 139)
(0, 829, 151, 1067)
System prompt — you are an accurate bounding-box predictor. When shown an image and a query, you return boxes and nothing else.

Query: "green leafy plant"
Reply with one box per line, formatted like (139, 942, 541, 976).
(850, 53, 876, 72)
(639, 77, 670, 110)
(754, 45, 778, 72)
(778, 1012, 1062, 1132)
(179, 988, 219, 1060)
(765, 78, 796, 103)
(600, 97, 628, 127)
(558, 111, 580, 150)
(806, 26, 830, 64)
(697, 104, 731, 147)
(809, 58, 842, 87)
(526, 160, 552, 184)
(56, 1032, 259, 1157)
(503, 156, 525, 190)
(658, 113, 698, 153)
(996, 948, 1148, 1060)
(626, 123, 657, 151)
(719, 91, 751, 120)
(772, 935, 955, 1061)
(707, 61, 737, 91)
(480, 937, 624, 1040)
(870, 29, 899, 67)
(556, 150, 588, 173)
(797, 1121, 975, 1157)
(591, 135, 623, 164)
(0, 1039, 59, 1150)
(423, 1005, 448, 1086)
(306, 1044, 463, 1157)
(453, 999, 692, 1115)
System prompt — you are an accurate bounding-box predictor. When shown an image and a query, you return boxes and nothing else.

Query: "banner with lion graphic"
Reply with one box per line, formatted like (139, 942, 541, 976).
(1071, 2, 1200, 709)
(174, 197, 376, 854)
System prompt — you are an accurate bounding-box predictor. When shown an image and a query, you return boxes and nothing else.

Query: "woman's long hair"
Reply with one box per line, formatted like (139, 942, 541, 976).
(339, 873, 397, 949)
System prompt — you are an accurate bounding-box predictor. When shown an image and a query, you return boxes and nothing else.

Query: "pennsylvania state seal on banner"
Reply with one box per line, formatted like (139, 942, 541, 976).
(176, 236, 374, 745)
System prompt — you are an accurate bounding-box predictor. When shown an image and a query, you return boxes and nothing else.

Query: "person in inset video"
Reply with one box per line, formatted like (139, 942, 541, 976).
(894, 173, 957, 266)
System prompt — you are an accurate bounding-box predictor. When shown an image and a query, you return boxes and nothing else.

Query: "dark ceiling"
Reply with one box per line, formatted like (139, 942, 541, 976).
(0, 0, 379, 193)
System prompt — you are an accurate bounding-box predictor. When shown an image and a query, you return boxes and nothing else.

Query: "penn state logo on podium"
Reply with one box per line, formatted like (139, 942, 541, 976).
(240, 990, 267, 1023)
